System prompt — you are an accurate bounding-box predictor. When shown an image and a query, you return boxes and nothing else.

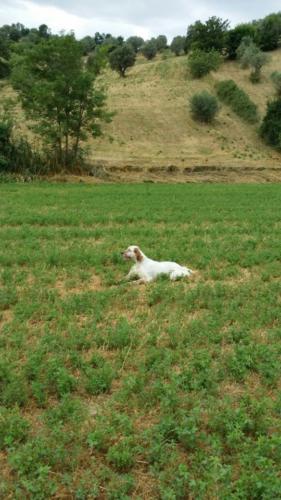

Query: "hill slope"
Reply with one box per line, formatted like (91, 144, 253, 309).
(88, 50, 281, 181)
(2, 50, 281, 181)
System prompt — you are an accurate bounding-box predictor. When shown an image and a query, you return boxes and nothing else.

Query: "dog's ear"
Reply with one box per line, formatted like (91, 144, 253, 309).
(134, 247, 143, 262)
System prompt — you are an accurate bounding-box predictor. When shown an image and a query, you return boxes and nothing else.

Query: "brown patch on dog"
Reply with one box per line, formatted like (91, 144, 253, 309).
(134, 247, 143, 262)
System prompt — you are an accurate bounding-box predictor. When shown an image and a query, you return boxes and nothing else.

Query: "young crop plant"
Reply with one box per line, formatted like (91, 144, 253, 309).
(0, 183, 281, 497)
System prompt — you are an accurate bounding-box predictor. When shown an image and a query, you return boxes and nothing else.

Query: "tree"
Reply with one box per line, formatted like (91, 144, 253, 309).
(94, 32, 105, 46)
(238, 39, 269, 82)
(225, 23, 256, 59)
(126, 36, 144, 53)
(11, 35, 110, 170)
(155, 35, 167, 52)
(190, 91, 219, 123)
(256, 13, 281, 51)
(80, 36, 96, 55)
(188, 49, 221, 78)
(109, 43, 136, 77)
(0, 56, 10, 78)
(87, 45, 109, 76)
(104, 35, 124, 52)
(38, 24, 50, 39)
(186, 16, 229, 53)
(142, 39, 157, 60)
(260, 99, 281, 150)
(170, 36, 186, 56)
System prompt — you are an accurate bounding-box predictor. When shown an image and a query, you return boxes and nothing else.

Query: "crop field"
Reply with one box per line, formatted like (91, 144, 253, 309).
(0, 183, 281, 499)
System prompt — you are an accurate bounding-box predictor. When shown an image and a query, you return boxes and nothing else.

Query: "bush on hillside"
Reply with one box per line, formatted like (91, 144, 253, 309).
(270, 72, 281, 98)
(215, 80, 259, 123)
(190, 91, 219, 123)
(188, 49, 221, 78)
(260, 99, 281, 151)
(0, 119, 45, 174)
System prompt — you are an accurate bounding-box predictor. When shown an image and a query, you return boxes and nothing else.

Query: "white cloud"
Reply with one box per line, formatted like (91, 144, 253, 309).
(0, 0, 280, 40)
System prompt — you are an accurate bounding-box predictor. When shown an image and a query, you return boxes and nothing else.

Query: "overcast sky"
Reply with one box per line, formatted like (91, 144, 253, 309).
(0, 1, 280, 40)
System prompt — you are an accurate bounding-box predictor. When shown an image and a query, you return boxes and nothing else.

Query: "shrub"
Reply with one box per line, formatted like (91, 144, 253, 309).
(260, 99, 281, 151)
(188, 49, 221, 78)
(0, 120, 13, 171)
(0, 117, 49, 174)
(215, 80, 259, 123)
(271, 72, 281, 98)
(190, 91, 219, 123)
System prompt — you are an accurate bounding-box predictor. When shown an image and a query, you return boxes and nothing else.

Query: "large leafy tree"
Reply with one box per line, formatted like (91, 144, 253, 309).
(256, 13, 281, 51)
(225, 23, 257, 59)
(186, 16, 229, 53)
(109, 43, 136, 77)
(11, 34, 110, 169)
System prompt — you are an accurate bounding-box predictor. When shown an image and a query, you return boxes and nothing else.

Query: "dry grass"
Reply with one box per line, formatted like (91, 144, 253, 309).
(89, 50, 281, 171)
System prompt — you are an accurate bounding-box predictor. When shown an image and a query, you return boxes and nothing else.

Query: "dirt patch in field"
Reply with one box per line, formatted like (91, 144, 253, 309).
(0, 309, 13, 330)
(55, 273, 103, 297)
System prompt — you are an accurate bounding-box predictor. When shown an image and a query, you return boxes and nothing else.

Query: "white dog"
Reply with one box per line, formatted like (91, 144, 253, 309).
(122, 245, 192, 283)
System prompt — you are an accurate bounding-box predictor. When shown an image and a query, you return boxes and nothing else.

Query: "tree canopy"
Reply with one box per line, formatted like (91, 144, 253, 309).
(11, 35, 110, 169)
(109, 44, 136, 77)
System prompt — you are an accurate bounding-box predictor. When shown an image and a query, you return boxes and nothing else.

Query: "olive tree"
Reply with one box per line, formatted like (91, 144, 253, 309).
(238, 39, 269, 82)
(109, 43, 136, 77)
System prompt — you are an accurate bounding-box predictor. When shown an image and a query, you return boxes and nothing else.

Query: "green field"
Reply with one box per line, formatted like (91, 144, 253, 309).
(0, 183, 281, 499)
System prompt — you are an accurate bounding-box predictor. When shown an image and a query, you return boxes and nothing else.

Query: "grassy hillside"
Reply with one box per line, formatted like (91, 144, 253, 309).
(2, 49, 281, 181)
(0, 183, 281, 497)
(88, 50, 281, 178)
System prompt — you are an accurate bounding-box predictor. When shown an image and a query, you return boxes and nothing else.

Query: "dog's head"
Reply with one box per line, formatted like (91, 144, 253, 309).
(122, 245, 143, 262)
